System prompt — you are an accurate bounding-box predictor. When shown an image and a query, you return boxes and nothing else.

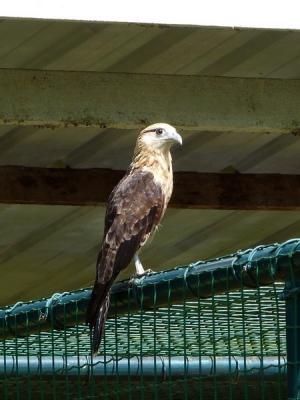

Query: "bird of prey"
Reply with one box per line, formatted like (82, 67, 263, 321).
(86, 123, 182, 355)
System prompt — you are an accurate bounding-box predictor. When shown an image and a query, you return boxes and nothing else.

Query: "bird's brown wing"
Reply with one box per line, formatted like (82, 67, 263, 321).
(97, 169, 165, 284)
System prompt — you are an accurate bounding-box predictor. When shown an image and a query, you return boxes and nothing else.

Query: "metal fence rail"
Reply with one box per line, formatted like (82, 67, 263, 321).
(0, 355, 287, 382)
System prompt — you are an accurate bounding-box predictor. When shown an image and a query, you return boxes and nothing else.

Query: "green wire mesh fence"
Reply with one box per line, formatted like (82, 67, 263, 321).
(1, 238, 300, 399)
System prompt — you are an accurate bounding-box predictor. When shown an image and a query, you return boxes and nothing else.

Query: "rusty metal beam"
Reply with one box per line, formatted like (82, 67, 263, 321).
(1, 166, 300, 210)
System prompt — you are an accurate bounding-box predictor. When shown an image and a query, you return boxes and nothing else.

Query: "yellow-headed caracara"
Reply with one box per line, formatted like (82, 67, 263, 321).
(86, 123, 182, 355)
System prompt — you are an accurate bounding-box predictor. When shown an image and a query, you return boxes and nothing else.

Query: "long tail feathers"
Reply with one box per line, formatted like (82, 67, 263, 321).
(91, 292, 111, 355)
(86, 276, 118, 355)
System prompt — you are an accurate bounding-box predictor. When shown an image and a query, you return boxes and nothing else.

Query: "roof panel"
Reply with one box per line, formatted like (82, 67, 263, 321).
(227, 31, 300, 78)
(0, 19, 300, 78)
(0, 126, 300, 174)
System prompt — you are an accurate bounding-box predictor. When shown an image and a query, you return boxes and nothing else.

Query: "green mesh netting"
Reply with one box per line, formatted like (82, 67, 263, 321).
(4, 238, 300, 399)
(0, 280, 287, 400)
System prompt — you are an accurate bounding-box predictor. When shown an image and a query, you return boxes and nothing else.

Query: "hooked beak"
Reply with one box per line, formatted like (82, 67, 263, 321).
(167, 130, 182, 145)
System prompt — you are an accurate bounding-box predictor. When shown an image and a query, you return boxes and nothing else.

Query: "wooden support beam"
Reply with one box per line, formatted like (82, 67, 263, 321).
(1, 166, 300, 210)
(0, 69, 300, 133)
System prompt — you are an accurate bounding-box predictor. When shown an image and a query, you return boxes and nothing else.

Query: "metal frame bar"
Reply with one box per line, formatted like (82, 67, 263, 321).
(0, 355, 287, 382)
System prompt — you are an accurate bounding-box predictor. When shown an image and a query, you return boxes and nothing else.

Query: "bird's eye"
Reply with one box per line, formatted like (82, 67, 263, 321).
(156, 128, 163, 135)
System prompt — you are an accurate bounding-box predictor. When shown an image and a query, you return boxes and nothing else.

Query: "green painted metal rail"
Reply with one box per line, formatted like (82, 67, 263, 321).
(0, 355, 286, 382)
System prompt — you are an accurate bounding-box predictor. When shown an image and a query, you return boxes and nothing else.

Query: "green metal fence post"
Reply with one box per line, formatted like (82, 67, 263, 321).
(282, 280, 300, 400)
(277, 239, 300, 400)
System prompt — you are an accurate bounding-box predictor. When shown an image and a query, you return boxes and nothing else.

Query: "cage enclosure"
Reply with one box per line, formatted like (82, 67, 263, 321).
(2, 239, 300, 399)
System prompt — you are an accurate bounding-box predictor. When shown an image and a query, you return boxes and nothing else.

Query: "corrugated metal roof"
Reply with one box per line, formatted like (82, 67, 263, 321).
(0, 18, 300, 78)
(1, 125, 300, 174)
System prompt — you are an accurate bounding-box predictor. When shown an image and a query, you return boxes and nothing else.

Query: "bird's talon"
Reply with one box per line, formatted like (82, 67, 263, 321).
(136, 268, 153, 277)
(129, 269, 153, 284)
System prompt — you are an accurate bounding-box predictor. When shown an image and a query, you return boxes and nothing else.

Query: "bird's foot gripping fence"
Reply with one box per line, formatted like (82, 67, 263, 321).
(2, 239, 300, 399)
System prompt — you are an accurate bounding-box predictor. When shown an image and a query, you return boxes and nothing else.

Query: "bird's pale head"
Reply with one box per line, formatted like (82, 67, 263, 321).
(131, 123, 182, 173)
(137, 123, 182, 151)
